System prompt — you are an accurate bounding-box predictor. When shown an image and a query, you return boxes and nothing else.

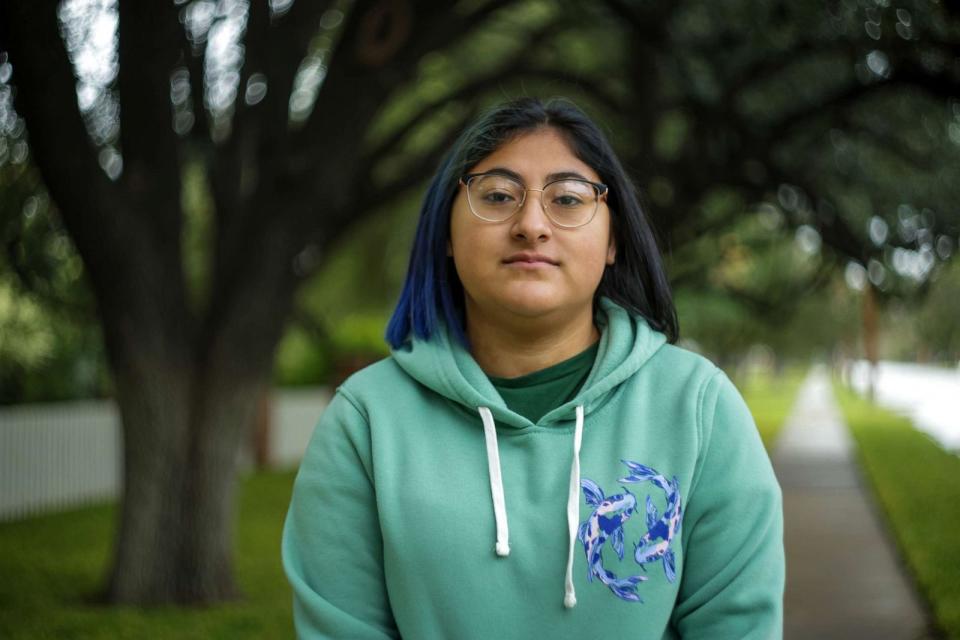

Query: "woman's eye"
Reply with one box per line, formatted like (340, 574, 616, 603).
(553, 195, 584, 207)
(483, 191, 515, 204)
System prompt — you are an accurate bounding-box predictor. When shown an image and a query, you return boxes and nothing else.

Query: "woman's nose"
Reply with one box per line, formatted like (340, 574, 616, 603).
(511, 189, 552, 241)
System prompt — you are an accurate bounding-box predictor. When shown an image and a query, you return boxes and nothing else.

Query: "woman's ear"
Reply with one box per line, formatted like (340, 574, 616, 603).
(606, 229, 616, 265)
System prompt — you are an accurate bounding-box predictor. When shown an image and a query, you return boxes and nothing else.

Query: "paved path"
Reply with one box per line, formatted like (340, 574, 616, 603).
(771, 365, 933, 640)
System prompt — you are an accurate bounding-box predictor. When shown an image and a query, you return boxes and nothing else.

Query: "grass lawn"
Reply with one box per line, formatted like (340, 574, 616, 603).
(0, 470, 297, 639)
(833, 381, 960, 640)
(738, 366, 807, 450)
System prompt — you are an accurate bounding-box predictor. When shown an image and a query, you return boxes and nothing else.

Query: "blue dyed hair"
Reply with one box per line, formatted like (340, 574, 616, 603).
(385, 96, 678, 349)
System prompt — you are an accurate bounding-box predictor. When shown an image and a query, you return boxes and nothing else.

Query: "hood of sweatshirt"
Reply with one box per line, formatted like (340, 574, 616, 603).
(390, 297, 669, 608)
(391, 297, 668, 430)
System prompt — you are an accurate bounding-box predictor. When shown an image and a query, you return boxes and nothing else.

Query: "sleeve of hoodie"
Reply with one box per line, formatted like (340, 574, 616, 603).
(281, 390, 399, 640)
(670, 370, 785, 640)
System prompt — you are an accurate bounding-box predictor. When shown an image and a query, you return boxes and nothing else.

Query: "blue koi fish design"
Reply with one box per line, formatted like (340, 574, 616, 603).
(579, 460, 684, 603)
(619, 460, 683, 583)
(576, 478, 648, 602)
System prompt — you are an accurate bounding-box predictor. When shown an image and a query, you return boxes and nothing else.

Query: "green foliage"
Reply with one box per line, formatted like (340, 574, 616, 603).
(675, 287, 755, 359)
(298, 193, 420, 318)
(273, 311, 392, 387)
(0, 471, 297, 639)
(653, 110, 690, 162)
(329, 313, 391, 358)
(180, 160, 215, 315)
(768, 278, 861, 361)
(271, 195, 417, 386)
(916, 260, 960, 361)
(738, 365, 807, 449)
(0, 276, 110, 404)
(366, 0, 561, 176)
(273, 326, 331, 386)
(834, 382, 960, 640)
(0, 163, 110, 404)
(671, 205, 861, 363)
(0, 278, 55, 367)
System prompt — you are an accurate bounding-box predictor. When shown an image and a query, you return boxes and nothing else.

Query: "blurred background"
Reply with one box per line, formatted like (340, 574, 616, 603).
(0, 0, 957, 638)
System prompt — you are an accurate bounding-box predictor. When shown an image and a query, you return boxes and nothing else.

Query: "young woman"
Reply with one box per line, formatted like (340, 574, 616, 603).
(282, 97, 784, 639)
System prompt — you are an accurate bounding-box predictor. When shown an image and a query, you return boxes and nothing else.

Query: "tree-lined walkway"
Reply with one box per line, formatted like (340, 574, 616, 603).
(772, 366, 932, 639)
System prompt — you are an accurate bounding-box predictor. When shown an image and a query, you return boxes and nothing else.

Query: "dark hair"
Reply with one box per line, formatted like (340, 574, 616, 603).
(385, 96, 679, 348)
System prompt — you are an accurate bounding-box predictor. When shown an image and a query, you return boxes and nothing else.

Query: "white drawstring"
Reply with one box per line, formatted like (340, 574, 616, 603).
(478, 404, 585, 609)
(479, 407, 510, 557)
(563, 405, 585, 608)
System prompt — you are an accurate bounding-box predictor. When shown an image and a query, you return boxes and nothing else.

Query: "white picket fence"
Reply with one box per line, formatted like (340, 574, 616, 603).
(0, 387, 331, 522)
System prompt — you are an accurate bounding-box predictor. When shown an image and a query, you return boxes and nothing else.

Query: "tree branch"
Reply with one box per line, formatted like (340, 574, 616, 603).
(117, 1, 185, 240)
(1, 0, 125, 288)
(206, 0, 337, 260)
(353, 104, 482, 213)
(599, 0, 683, 40)
(176, 12, 212, 148)
(359, 14, 593, 172)
(293, 0, 529, 177)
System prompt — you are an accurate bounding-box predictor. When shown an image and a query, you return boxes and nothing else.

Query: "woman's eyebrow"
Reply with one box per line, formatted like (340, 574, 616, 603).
(545, 170, 592, 183)
(479, 167, 524, 182)
(481, 166, 593, 183)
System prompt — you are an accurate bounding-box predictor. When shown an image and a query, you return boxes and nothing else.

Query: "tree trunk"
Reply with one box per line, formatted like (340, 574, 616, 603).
(253, 390, 272, 470)
(96, 233, 295, 603)
(103, 351, 269, 603)
(862, 283, 879, 402)
(176, 372, 265, 602)
(105, 355, 193, 603)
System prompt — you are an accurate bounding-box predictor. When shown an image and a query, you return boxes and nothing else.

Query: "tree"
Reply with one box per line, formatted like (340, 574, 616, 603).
(2, 0, 958, 607)
(916, 259, 960, 362)
(529, 0, 960, 363)
(0, 0, 565, 604)
(296, 0, 960, 363)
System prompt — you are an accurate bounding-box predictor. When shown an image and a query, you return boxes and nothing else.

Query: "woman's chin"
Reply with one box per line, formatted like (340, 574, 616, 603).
(491, 286, 574, 318)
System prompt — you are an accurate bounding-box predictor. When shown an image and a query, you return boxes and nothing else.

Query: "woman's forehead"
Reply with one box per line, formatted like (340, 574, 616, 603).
(469, 128, 601, 183)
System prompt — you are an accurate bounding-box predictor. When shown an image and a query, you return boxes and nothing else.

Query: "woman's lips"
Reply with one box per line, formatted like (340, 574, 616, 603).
(502, 252, 559, 267)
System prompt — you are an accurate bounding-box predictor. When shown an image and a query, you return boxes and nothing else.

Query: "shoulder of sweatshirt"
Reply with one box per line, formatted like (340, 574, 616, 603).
(334, 355, 425, 411)
(638, 343, 758, 453)
(643, 341, 723, 389)
(340, 355, 406, 390)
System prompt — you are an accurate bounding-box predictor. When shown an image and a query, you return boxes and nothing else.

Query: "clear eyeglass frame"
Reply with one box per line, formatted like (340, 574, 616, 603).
(459, 172, 610, 229)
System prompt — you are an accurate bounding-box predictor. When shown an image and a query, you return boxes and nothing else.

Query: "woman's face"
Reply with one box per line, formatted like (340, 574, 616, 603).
(449, 127, 615, 325)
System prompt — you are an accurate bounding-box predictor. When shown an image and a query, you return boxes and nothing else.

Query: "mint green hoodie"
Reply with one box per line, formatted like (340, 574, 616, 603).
(282, 299, 784, 639)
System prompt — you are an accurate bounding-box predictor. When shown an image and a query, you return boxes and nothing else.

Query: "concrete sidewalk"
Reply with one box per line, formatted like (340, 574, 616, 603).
(771, 365, 934, 639)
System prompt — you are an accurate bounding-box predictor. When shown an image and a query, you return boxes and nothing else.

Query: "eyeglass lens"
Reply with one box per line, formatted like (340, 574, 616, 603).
(467, 175, 599, 227)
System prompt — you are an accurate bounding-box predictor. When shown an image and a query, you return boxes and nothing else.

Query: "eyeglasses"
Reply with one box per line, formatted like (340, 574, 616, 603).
(459, 172, 609, 229)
